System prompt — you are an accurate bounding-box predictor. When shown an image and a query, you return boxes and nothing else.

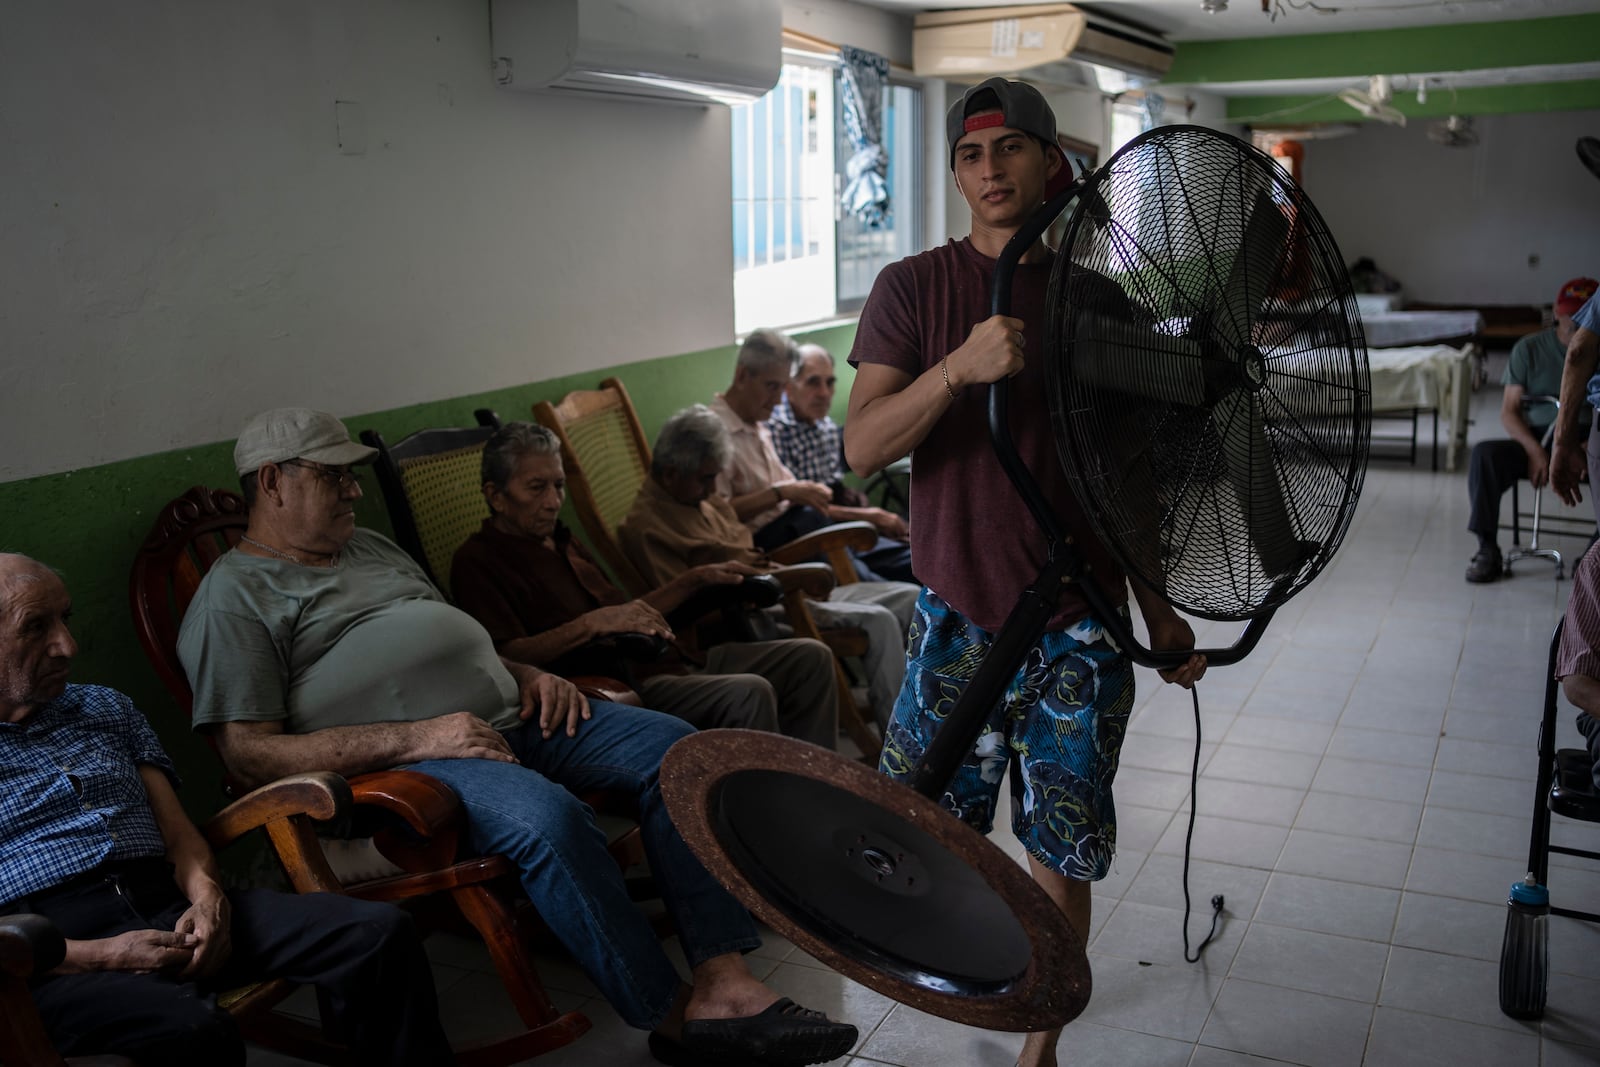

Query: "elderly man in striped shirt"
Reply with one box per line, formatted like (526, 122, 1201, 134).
(762, 339, 915, 584)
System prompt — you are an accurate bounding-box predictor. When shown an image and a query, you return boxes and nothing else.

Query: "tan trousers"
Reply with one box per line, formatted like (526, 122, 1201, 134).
(636, 637, 840, 749)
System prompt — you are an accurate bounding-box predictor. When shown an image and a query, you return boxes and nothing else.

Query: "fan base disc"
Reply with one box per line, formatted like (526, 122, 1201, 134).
(659, 730, 1091, 1032)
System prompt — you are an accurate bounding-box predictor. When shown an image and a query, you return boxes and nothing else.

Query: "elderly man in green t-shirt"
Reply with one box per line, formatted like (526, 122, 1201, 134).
(177, 407, 858, 1067)
(1465, 276, 1597, 583)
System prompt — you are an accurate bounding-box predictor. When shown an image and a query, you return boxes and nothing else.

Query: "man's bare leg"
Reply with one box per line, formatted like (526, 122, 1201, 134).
(1017, 857, 1091, 1067)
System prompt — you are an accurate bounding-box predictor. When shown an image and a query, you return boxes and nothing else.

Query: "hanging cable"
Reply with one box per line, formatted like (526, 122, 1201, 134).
(1181, 683, 1225, 963)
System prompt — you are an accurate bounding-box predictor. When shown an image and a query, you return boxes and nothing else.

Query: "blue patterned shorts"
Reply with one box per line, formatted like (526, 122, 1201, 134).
(879, 588, 1135, 881)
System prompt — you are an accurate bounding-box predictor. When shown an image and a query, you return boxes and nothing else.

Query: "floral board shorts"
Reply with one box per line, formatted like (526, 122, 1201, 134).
(878, 587, 1135, 881)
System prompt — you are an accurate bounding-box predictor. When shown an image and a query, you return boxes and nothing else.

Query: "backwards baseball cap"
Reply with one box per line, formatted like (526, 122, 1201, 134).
(946, 77, 1059, 168)
(1556, 277, 1598, 317)
(233, 408, 378, 477)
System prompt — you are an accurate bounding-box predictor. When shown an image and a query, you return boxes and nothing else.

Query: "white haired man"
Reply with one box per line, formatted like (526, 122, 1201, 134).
(0, 553, 453, 1066)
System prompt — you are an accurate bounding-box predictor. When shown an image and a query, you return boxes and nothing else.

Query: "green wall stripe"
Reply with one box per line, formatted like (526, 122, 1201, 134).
(1, 325, 859, 819)
(1228, 78, 1600, 123)
(1166, 13, 1600, 84)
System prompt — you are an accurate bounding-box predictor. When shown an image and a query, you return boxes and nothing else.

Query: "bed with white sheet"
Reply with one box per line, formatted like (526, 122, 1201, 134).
(1366, 343, 1478, 471)
(1354, 292, 1486, 349)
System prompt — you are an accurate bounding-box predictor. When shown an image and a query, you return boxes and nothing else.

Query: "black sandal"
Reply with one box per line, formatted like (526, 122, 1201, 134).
(653, 997, 857, 1065)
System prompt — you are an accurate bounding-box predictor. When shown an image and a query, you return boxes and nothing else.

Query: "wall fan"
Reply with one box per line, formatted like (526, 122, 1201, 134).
(1339, 75, 1406, 126)
(1429, 115, 1478, 147)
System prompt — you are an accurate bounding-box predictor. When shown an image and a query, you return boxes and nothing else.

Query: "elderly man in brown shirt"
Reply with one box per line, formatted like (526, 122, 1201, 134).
(450, 422, 840, 749)
(618, 405, 916, 729)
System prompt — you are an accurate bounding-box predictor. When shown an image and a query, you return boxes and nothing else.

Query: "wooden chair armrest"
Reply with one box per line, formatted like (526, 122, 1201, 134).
(202, 772, 351, 851)
(665, 574, 783, 629)
(769, 563, 837, 600)
(339, 769, 476, 876)
(0, 914, 64, 979)
(345, 769, 464, 839)
(0, 913, 80, 1067)
(570, 675, 643, 707)
(766, 521, 877, 566)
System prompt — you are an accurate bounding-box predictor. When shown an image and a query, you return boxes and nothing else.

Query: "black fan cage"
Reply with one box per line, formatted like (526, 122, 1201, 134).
(1045, 125, 1370, 622)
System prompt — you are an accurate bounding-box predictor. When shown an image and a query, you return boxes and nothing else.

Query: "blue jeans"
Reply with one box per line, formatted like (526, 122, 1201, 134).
(405, 700, 759, 1029)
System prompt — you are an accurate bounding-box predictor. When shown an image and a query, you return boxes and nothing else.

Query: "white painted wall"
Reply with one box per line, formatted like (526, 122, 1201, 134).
(0, 1, 737, 481)
(1300, 109, 1600, 306)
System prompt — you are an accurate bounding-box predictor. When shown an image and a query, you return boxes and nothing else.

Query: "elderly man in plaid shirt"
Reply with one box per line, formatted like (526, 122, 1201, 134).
(0, 553, 451, 1066)
(767, 342, 915, 584)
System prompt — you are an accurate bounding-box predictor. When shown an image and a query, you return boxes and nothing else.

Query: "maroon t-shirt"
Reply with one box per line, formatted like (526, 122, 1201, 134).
(848, 237, 1126, 632)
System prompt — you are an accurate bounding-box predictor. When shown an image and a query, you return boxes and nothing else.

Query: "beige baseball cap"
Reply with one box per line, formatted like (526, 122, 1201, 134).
(233, 408, 378, 476)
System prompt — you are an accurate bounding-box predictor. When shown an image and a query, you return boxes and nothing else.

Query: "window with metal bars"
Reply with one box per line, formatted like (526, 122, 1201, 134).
(731, 59, 922, 333)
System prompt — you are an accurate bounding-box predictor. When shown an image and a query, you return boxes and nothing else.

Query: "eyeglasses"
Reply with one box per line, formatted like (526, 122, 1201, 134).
(282, 460, 362, 490)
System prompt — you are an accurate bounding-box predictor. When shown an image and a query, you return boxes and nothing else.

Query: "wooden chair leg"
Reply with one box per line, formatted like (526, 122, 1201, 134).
(446, 883, 593, 1063)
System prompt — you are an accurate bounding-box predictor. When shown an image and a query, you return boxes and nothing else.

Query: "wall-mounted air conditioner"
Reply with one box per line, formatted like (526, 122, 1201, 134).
(491, 0, 781, 107)
(913, 4, 1173, 91)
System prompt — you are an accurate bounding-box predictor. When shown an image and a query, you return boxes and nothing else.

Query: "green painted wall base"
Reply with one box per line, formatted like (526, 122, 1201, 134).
(2, 326, 860, 818)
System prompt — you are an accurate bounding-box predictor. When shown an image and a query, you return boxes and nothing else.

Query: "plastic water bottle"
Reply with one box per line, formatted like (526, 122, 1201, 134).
(1498, 873, 1550, 1020)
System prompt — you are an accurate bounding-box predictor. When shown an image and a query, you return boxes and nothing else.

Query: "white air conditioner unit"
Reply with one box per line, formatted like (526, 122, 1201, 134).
(490, 0, 781, 107)
(913, 3, 1173, 91)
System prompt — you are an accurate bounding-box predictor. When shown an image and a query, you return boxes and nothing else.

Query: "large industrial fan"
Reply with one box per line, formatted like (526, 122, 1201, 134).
(661, 125, 1371, 1033)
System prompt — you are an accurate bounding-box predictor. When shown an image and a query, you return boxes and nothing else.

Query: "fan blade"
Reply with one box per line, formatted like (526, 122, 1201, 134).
(1217, 189, 1291, 349)
(1211, 388, 1305, 578)
(1072, 315, 1207, 406)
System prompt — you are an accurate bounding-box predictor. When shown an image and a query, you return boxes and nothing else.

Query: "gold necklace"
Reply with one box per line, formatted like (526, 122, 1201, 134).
(240, 535, 337, 567)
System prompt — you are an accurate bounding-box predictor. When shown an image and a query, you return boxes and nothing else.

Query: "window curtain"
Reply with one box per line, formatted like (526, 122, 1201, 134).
(838, 44, 890, 229)
(1141, 91, 1165, 132)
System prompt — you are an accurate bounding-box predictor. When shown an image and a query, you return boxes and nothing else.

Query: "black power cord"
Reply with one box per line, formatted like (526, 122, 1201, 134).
(1181, 683, 1225, 963)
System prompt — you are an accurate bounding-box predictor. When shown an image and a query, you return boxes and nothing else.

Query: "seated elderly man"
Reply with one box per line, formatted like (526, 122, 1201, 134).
(450, 420, 840, 748)
(715, 330, 914, 584)
(0, 553, 452, 1066)
(1466, 277, 1597, 582)
(176, 409, 858, 1067)
(618, 404, 918, 729)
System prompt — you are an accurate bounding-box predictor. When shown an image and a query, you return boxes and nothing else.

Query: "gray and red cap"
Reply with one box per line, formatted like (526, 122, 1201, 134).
(945, 77, 1060, 168)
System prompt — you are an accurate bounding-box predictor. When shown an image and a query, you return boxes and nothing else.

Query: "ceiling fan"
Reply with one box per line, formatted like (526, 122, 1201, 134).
(1428, 114, 1479, 148)
(1339, 75, 1406, 126)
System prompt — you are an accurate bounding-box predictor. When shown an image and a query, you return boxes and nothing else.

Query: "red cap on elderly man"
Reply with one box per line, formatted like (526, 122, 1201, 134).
(1556, 277, 1598, 317)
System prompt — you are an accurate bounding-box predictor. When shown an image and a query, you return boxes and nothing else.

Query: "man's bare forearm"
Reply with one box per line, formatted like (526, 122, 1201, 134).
(498, 617, 598, 666)
(731, 487, 781, 521)
(1503, 416, 1545, 457)
(139, 767, 224, 904)
(214, 721, 431, 791)
(1555, 331, 1599, 446)
(845, 365, 950, 477)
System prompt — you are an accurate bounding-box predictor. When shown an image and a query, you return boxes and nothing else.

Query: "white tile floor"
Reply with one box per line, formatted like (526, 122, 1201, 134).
(254, 366, 1600, 1066)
